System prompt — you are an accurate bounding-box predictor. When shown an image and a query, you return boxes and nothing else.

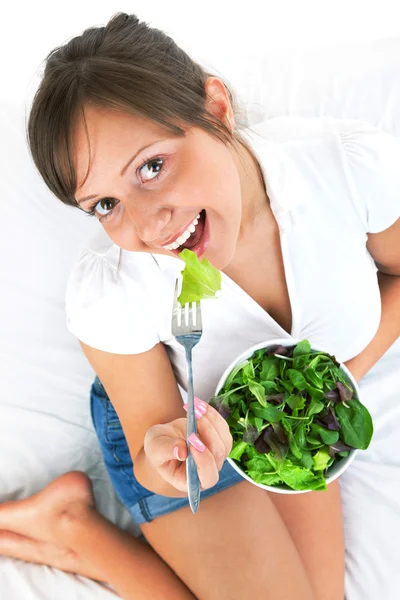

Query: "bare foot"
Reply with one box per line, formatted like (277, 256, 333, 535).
(0, 472, 106, 581)
(0, 471, 94, 542)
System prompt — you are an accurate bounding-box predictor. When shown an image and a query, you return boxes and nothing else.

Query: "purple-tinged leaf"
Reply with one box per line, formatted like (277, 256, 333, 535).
(266, 393, 285, 405)
(263, 427, 287, 459)
(270, 345, 288, 356)
(271, 423, 288, 444)
(243, 425, 259, 444)
(318, 407, 341, 431)
(328, 440, 353, 458)
(336, 381, 354, 402)
(324, 389, 340, 403)
(254, 433, 270, 454)
(286, 346, 295, 358)
(209, 395, 231, 420)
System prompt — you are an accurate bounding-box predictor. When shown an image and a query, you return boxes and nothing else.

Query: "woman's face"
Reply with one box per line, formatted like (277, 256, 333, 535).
(73, 105, 244, 270)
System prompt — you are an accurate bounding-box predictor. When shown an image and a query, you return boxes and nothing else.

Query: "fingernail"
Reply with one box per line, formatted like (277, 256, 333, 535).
(188, 433, 206, 452)
(194, 397, 208, 414)
(183, 404, 203, 419)
(173, 446, 181, 460)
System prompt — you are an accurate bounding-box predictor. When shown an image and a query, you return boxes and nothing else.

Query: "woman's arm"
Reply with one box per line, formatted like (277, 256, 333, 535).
(80, 342, 189, 497)
(344, 218, 400, 381)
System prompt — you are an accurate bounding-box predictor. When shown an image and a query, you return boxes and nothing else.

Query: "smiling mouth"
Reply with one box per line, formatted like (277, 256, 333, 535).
(163, 210, 206, 252)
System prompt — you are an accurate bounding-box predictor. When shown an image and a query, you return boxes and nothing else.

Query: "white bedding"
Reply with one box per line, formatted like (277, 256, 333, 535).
(1, 16, 400, 600)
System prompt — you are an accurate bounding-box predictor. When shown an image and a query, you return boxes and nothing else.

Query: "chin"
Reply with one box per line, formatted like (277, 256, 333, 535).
(205, 244, 235, 271)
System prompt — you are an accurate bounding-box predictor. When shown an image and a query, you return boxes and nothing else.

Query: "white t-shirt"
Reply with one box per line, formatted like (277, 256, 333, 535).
(66, 117, 400, 402)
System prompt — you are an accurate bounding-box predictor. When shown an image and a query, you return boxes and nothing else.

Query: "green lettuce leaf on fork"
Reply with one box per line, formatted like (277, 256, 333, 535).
(178, 249, 222, 306)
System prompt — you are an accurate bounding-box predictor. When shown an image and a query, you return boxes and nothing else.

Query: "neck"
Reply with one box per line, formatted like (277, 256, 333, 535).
(232, 137, 273, 243)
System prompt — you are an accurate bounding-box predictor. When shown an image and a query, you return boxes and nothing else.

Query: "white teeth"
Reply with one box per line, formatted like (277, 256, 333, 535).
(163, 213, 203, 251)
(168, 241, 181, 250)
(176, 234, 186, 245)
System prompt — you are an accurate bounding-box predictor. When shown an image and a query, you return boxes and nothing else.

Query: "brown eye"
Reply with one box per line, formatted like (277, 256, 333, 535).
(140, 158, 164, 181)
(96, 197, 118, 216)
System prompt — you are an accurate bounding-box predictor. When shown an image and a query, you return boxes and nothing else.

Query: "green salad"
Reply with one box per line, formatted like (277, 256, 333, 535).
(210, 340, 374, 491)
(178, 249, 221, 306)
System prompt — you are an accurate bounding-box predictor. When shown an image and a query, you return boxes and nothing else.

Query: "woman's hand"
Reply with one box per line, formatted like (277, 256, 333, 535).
(143, 397, 233, 493)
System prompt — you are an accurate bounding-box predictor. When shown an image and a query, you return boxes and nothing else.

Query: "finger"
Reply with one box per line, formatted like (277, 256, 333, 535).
(144, 420, 188, 468)
(186, 438, 220, 489)
(194, 413, 231, 471)
(184, 399, 232, 464)
(201, 403, 233, 456)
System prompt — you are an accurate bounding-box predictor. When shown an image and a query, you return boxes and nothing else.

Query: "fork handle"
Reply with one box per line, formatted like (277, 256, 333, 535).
(185, 347, 201, 514)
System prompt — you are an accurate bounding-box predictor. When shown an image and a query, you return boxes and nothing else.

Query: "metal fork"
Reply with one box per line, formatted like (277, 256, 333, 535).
(171, 278, 203, 514)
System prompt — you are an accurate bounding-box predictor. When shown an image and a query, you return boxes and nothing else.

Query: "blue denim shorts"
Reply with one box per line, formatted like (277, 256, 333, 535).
(90, 377, 243, 525)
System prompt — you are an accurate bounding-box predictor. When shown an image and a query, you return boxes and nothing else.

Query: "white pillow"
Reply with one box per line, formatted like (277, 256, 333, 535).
(206, 37, 400, 136)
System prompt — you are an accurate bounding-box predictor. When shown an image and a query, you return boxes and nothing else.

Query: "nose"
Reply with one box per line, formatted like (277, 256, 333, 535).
(125, 200, 172, 244)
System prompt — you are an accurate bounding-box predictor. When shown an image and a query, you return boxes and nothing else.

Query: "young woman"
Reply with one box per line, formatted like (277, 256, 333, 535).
(1, 11, 399, 600)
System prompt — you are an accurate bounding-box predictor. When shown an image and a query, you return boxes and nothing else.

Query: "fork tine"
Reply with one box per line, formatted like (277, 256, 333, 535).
(173, 278, 179, 309)
(187, 302, 195, 328)
(196, 301, 202, 329)
(172, 279, 181, 329)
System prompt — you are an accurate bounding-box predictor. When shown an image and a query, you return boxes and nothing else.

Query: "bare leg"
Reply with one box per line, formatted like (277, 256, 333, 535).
(142, 480, 318, 600)
(0, 472, 195, 600)
(270, 481, 344, 600)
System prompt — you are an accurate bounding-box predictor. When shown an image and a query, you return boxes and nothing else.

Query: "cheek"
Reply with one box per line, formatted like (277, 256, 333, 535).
(180, 148, 240, 210)
(103, 219, 142, 253)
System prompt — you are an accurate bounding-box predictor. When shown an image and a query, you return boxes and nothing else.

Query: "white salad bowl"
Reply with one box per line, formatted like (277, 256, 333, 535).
(214, 338, 359, 494)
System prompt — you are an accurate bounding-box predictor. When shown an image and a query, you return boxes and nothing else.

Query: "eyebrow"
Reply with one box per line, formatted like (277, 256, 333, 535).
(76, 139, 165, 206)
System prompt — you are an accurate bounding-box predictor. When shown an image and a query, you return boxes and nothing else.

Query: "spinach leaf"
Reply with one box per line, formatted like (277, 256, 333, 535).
(293, 339, 312, 356)
(261, 381, 280, 393)
(307, 398, 325, 417)
(287, 369, 307, 390)
(250, 402, 282, 423)
(287, 394, 306, 411)
(305, 383, 325, 401)
(260, 356, 279, 381)
(304, 366, 324, 389)
(292, 340, 311, 369)
(335, 399, 373, 450)
(248, 380, 267, 406)
(311, 423, 339, 445)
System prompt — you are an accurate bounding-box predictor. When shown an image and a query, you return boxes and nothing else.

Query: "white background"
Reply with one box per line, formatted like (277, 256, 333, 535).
(2, 0, 400, 104)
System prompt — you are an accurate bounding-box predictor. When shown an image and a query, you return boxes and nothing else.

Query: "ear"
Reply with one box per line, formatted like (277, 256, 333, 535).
(204, 77, 235, 132)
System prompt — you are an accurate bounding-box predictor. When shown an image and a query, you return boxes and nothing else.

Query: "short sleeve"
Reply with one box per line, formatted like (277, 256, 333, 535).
(65, 247, 160, 355)
(339, 120, 400, 233)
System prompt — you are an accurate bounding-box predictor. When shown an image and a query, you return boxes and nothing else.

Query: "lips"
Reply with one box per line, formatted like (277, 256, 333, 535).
(171, 210, 209, 258)
(161, 213, 200, 249)
(180, 210, 205, 250)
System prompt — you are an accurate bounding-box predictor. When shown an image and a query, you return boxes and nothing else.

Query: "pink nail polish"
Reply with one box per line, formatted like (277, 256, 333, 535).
(173, 446, 181, 460)
(188, 433, 206, 452)
(194, 397, 208, 413)
(183, 404, 203, 419)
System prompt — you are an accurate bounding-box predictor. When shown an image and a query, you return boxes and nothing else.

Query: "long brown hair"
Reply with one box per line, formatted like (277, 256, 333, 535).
(28, 12, 242, 208)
